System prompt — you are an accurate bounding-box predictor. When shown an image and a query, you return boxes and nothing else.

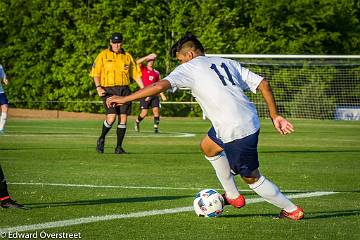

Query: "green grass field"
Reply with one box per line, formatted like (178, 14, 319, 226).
(0, 117, 359, 240)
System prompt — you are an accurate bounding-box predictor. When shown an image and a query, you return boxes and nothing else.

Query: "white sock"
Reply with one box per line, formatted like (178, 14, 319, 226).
(205, 151, 240, 199)
(249, 175, 297, 212)
(0, 112, 7, 130)
(103, 120, 112, 128)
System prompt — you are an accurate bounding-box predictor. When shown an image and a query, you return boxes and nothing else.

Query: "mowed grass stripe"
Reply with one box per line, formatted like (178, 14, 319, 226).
(9, 182, 321, 193)
(0, 191, 337, 233)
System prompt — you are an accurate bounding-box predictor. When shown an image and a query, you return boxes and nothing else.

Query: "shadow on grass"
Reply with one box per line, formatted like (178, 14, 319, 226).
(222, 209, 360, 219)
(25, 195, 192, 209)
(300, 209, 360, 219)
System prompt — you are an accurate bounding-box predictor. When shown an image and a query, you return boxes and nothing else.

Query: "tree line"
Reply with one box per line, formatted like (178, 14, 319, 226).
(0, 0, 359, 116)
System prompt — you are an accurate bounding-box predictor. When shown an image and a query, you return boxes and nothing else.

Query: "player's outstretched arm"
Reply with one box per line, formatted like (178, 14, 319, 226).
(106, 80, 171, 107)
(257, 79, 294, 135)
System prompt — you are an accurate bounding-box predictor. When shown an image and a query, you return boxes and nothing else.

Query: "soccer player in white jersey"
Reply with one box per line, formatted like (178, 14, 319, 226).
(0, 64, 9, 134)
(106, 33, 304, 220)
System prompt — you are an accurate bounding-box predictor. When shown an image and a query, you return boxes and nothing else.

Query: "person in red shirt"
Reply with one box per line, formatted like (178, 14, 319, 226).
(135, 53, 167, 133)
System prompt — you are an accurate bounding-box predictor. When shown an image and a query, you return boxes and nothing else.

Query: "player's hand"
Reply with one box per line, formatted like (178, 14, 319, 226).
(147, 53, 157, 61)
(96, 87, 106, 97)
(272, 115, 294, 135)
(145, 97, 151, 102)
(106, 96, 125, 108)
(3, 78, 8, 85)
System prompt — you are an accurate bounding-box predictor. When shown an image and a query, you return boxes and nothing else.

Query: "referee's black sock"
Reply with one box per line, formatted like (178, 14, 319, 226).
(99, 120, 112, 139)
(116, 124, 127, 147)
(0, 166, 9, 198)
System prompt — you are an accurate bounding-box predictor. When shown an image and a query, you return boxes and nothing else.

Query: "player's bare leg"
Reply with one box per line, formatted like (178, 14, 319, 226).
(135, 109, 148, 132)
(200, 135, 245, 208)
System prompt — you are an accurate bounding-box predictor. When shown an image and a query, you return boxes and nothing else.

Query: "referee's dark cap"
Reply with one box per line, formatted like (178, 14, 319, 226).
(110, 32, 123, 43)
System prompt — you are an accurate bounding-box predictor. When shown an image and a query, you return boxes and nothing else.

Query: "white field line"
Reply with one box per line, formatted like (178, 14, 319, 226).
(1, 131, 195, 138)
(9, 182, 311, 193)
(0, 191, 336, 233)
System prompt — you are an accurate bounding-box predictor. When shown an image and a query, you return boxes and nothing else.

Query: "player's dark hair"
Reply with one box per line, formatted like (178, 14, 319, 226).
(169, 33, 204, 57)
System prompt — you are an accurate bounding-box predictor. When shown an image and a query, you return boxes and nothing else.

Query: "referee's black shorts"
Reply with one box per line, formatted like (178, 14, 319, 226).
(101, 86, 132, 115)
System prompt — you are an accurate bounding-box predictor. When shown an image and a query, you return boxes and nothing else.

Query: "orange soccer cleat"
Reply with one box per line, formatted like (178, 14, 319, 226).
(222, 193, 246, 209)
(277, 207, 304, 221)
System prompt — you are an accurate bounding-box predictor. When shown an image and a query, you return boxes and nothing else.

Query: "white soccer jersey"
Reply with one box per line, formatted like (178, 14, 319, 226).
(165, 56, 263, 143)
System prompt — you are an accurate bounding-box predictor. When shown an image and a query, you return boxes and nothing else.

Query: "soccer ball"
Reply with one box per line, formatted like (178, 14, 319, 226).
(193, 189, 225, 217)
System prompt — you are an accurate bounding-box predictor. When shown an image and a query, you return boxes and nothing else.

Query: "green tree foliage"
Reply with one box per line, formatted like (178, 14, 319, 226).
(0, 0, 359, 118)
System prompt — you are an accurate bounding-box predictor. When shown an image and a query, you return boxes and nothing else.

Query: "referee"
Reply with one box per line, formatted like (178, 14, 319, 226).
(90, 32, 144, 154)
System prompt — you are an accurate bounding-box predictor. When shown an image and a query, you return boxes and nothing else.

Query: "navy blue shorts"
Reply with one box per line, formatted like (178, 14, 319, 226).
(140, 96, 160, 109)
(207, 127, 225, 148)
(0, 93, 8, 105)
(208, 127, 259, 177)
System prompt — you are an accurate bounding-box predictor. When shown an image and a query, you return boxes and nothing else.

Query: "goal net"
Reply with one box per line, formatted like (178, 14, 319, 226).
(206, 54, 360, 120)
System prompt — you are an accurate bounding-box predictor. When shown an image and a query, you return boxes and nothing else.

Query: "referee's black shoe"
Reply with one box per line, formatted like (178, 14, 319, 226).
(115, 146, 127, 154)
(96, 138, 105, 153)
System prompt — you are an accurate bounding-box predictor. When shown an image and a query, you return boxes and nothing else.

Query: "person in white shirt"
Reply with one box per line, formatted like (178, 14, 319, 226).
(0, 64, 9, 134)
(106, 33, 304, 220)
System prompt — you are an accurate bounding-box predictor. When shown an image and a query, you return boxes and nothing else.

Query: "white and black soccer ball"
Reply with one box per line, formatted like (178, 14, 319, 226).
(193, 189, 225, 217)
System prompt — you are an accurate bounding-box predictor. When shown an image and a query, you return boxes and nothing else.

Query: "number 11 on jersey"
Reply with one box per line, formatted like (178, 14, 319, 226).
(210, 63, 235, 86)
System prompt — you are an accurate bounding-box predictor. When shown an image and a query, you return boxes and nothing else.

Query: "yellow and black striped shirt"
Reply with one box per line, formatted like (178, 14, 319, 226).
(90, 49, 141, 87)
